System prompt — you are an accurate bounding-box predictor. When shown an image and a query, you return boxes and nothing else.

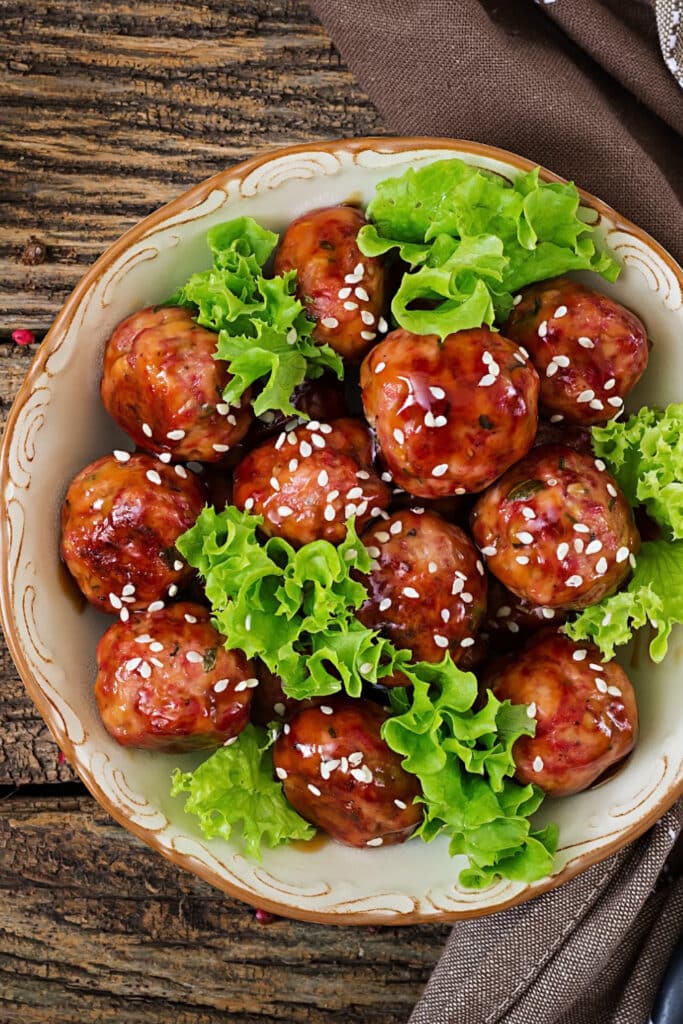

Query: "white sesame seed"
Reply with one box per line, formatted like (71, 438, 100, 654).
(533, 756, 544, 773)
(541, 608, 555, 619)
(566, 574, 583, 587)
(343, 300, 358, 311)
(434, 416, 448, 427)
(538, 321, 548, 338)
(167, 429, 186, 440)
(432, 464, 448, 477)
(319, 423, 333, 435)
(320, 705, 334, 716)
(573, 523, 590, 534)
(360, 330, 376, 341)
(351, 766, 374, 784)
(289, 459, 298, 472)
(366, 837, 384, 847)
(478, 374, 496, 387)
(216, 403, 231, 416)
(312, 434, 325, 449)
(595, 678, 608, 693)
(578, 337, 595, 349)
(365, 545, 381, 559)
(122, 583, 136, 597)
(547, 477, 558, 486)
(461, 592, 474, 603)
(629, 553, 637, 568)
(347, 487, 364, 500)
(585, 540, 602, 555)
(556, 542, 569, 559)
(608, 397, 623, 407)
(513, 294, 522, 306)
(213, 443, 230, 453)
(185, 650, 203, 664)
(275, 767, 288, 780)
(577, 390, 595, 403)
(286, 433, 297, 446)
(269, 477, 280, 492)
(508, 621, 520, 634)
(616, 547, 630, 563)
(149, 641, 164, 653)
(434, 635, 449, 648)
(338, 287, 352, 299)
(516, 555, 530, 565)
(214, 678, 229, 693)
(379, 598, 392, 612)
(604, 378, 616, 390)
(424, 411, 436, 428)
(300, 440, 312, 457)
(429, 561, 438, 574)
(355, 286, 370, 302)
(516, 531, 534, 544)
(158, 452, 172, 464)
(429, 386, 446, 400)
(284, 723, 290, 735)
(113, 450, 131, 463)
(574, 539, 584, 554)
(452, 578, 465, 595)
(393, 428, 405, 445)
(109, 592, 122, 610)
(244, 497, 255, 511)
(522, 507, 535, 520)
(375, 531, 390, 543)
(146, 470, 162, 486)
(441, 608, 450, 623)
(375, 361, 386, 374)
(527, 702, 537, 718)
(403, 587, 420, 599)
(326, 490, 340, 503)
(184, 614, 197, 624)
(481, 546, 497, 557)
(139, 661, 151, 679)
(142, 422, 153, 438)
(125, 657, 142, 672)
(550, 414, 564, 423)
(353, 263, 364, 277)
(589, 399, 604, 411)
(589, 662, 604, 672)
(554, 305, 568, 318)
(461, 637, 475, 648)
(174, 464, 188, 480)
(344, 548, 358, 562)
(378, 317, 389, 333)
(394, 799, 407, 810)
(361, 310, 375, 326)
(317, 470, 329, 487)
(607, 685, 622, 697)
(595, 557, 608, 575)
(321, 316, 339, 329)
(554, 355, 570, 368)
(389, 520, 402, 535)
(278, 505, 294, 517)
(476, 560, 484, 574)
(573, 650, 588, 661)
(324, 506, 336, 522)
(546, 361, 559, 378)
(308, 784, 322, 797)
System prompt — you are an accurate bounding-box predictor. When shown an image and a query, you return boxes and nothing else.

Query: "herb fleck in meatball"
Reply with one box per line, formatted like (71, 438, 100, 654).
(232, 418, 391, 546)
(274, 206, 388, 361)
(486, 630, 638, 796)
(60, 452, 205, 614)
(272, 697, 422, 847)
(357, 509, 486, 666)
(505, 277, 649, 425)
(101, 305, 252, 462)
(360, 327, 539, 497)
(471, 445, 639, 609)
(95, 603, 255, 752)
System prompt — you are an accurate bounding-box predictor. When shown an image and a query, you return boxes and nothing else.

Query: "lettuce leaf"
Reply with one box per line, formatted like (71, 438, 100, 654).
(168, 216, 343, 417)
(358, 159, 619, 339)
(564, 540, 683, 662)
(592, 404, 683, 540)
(382, 661, 557, 888)
(170, 724, 315, 858)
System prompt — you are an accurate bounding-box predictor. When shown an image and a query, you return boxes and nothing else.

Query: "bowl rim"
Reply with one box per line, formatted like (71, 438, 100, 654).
(2, 134, 683, 926)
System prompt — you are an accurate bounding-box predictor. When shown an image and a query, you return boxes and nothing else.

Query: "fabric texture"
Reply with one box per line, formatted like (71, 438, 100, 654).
(306, 1, 683, 1020)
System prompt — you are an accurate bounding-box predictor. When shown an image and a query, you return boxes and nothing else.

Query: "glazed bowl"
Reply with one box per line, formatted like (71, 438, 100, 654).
(2, 138, 683, 925)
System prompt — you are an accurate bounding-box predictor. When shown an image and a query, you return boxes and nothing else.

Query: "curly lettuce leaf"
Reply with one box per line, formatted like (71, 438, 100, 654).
(358, 159, 619, 339)
(592, 404, 683, 540)
(382, 659, 557, 888)
(565, 540, 683, 662)
(168, 216, 343, 416)
(170, 724, 315, 858)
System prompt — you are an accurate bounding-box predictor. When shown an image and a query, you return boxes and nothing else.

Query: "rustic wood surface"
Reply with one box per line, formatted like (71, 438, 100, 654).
(0, 4, 448, 1022)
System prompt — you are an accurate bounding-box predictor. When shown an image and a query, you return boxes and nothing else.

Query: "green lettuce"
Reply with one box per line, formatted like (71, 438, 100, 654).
(171, 724, 315, 858)
(168, 217, 343, 417)
(383, 661, 558, 888)
(357, 159, 619, 338)
(565, 540, 683, 662)
(592, 404, 683, 540)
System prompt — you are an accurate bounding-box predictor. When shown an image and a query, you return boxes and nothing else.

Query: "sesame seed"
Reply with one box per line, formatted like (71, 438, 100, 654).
(586, 540, 602, 555)
(109, 593, 122, 610)
(318, 470, 329, 487)
(364, 546, 380, 560)
(273, 702, 286, 718)
(184, 614, 197, 624)
(573, 523, 590, 534)
(324, 506, 336, 522)
(554, 355, 570, 368)
(527, 702, 537, 718)
(574, 539, 584, 554)
(278, 505, 294, 517)
(269, 476, 280, 491)
(434, 635, 449, 648)
(556, 542, 569, 559)
(275, 767, 288, 780)
(578, 337, 595, 349)
(360, 330, 376, 341)
(244, 497, 255, 511)
(168, 584, 178, 597)
(113, 450, 131, 463)
(476, 560, 484, 574)
(589, 399, 604, 411)
(347, 487, 364, 500)
(122, 583, 136, 597)
(167, 429, 186, 440)
(379, 598, 392, 611)
(286, 433, 297, 446)
(92, 499, 104, 510)
(516, 555, 530, 565)
(343, 300, 358, 311)
(139, 661, 151, 679)
(213, 678, 229, 694)
(375, 361, 386, 374)
(547, 477, 558, 486)
(452, 578, 465, 595)
(326, 490, 340, 502)
(478, 374, 496, 387)
(461, 637, 475, 648)
(375, 531, 390, 543)
(554, 305, 568, 318)
(608, 396, 623, 407)
(434, 416, 448, 427)
(216, 403, 231, 416)
(538, 321, 548, 338)
(533, 756, 544, 773)
(320, 705, 334, 715)
(573, 649, 588, 661)
(461, 592, 474, 603)
(429, 561, 438, 574)
(353, 263, 364, 277)
(366, 837, 384, 847)
(593, 459, 606, 472)
(629, 553, 637, 568)
(378, 317, 389, 333)
(146, 470, 162, 485)
(289, 459, 298, 472)
(125, 657, 142, 672)
(300, 440, 312, 457)
(142, 422, 153, 438)
(604, 378, 616, 390)
(213, 443, 230, 453)
(508, 621, 520, 634)
(607, 685, 622, 697)
(513, 294, 522, 305)
(308, 784, 322, 797)
(541, 608, 555, 619)
(432, 464, 448, 477)
(274, 433, 286, 450)
(312, 434, 325, 449)
(516, 531, 534, 544)
(158, 452, 172, 464)
(389, 520, 402, 535)
(441, 608, 450, 623)
(351, 766, 373, 784)
(546, 362, 559, 378)
(429, 386, 446, 400)
(149, 641, 164, 654)
(355, 286, 370, 301)
(577, 390, 595, 403)
(394, 799, 407, 810)
(321, 316, 339, 329)
(550, 414, 564, 423)
(595, 678, 608, 693)
(284, 724, 290, 735)
(186, 651, 203, 664)
(403, 587, 420, 599)
(522, 507, 535, 520)
(424, 411, 436, 427)
(481, 546, 497, 557)
(616, 546, 630, 563)
(361, 310, 375, 326)
(344, 548, 358, 561)
(338, 287, 352, 299)
(566, 574, 583, 587)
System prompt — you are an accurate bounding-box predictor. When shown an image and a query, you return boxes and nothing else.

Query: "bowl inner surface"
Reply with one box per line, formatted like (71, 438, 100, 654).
(3, 138, 683, 924)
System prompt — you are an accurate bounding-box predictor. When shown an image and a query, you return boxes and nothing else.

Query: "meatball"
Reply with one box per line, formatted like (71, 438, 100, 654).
(486, 630, 638, 796)
(484, 575, 568, 649)
(505, 277, 649, 426)
(60, 451, 204, 613)
(360, 327, 539, 498)
(101, 305, 252, 462)
(232, 418, 391, 546)
(272, 697, 422, 847)
(273, 206, 388, 361)
(471, 445, 639, 609)
(95, 602, 255, 752)
(357, 509, 486, 667)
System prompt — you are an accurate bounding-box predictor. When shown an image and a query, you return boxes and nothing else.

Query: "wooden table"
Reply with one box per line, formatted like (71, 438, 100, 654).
(0, 3, 450, 1020)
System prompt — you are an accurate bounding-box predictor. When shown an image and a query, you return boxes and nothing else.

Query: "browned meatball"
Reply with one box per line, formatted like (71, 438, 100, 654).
(470, 445, 639, 610)
(95, 602, 255, 752)
(360, 327, 539, 498)
(484, 575, 568, 649)
(274, 206, 388, 361)
(486, 630, 638, 796)
(60, 452, 205, 614)
(357, 509, 486, 667)
(272, 697, 422, 847)
(505, 277, 649, 426)
(232, 418, 391, 546)
(101, 306, 252, 462)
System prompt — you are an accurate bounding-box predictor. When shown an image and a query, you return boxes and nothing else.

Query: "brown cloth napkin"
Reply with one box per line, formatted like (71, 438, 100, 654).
(305, 2, 683, 1020)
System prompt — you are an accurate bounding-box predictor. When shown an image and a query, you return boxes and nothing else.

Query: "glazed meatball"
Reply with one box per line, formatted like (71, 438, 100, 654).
(357, 509, 486, 667)
(272, 697, 422, 847)
(486, 630, 638, 796)
(101, 305, 252, 462)
(471, 445, 639, 609)
(505, 277, 649, 426)
(60, 451, 204, 614)
(484, 575, 568, 649)
(274, 206, 388, 361)
(95, 602, 255, 752)
(361, 327, 539, 498)
(232, 418, 391, 546)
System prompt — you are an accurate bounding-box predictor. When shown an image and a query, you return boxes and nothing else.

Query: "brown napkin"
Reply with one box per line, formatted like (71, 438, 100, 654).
(306, 1, 683, 1020)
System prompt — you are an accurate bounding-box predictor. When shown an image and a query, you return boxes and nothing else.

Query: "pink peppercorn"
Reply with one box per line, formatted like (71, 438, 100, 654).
(11, 329, 35, 346)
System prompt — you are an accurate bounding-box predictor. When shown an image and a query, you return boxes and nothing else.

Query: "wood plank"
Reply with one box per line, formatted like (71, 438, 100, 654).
(0, 0, 385, 331)
(0, 794, 449, 1022)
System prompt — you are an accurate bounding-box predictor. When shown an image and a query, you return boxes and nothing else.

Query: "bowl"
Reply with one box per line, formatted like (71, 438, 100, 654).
(2, 137, 683, 925)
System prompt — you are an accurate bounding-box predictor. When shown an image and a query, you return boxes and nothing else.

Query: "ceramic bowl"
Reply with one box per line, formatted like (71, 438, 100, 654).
(2, 138, 683, 925)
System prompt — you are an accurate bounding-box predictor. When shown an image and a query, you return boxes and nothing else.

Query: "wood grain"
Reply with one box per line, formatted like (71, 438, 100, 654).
(0, 795, 449, 1023)
(0, 0, 384, 331)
